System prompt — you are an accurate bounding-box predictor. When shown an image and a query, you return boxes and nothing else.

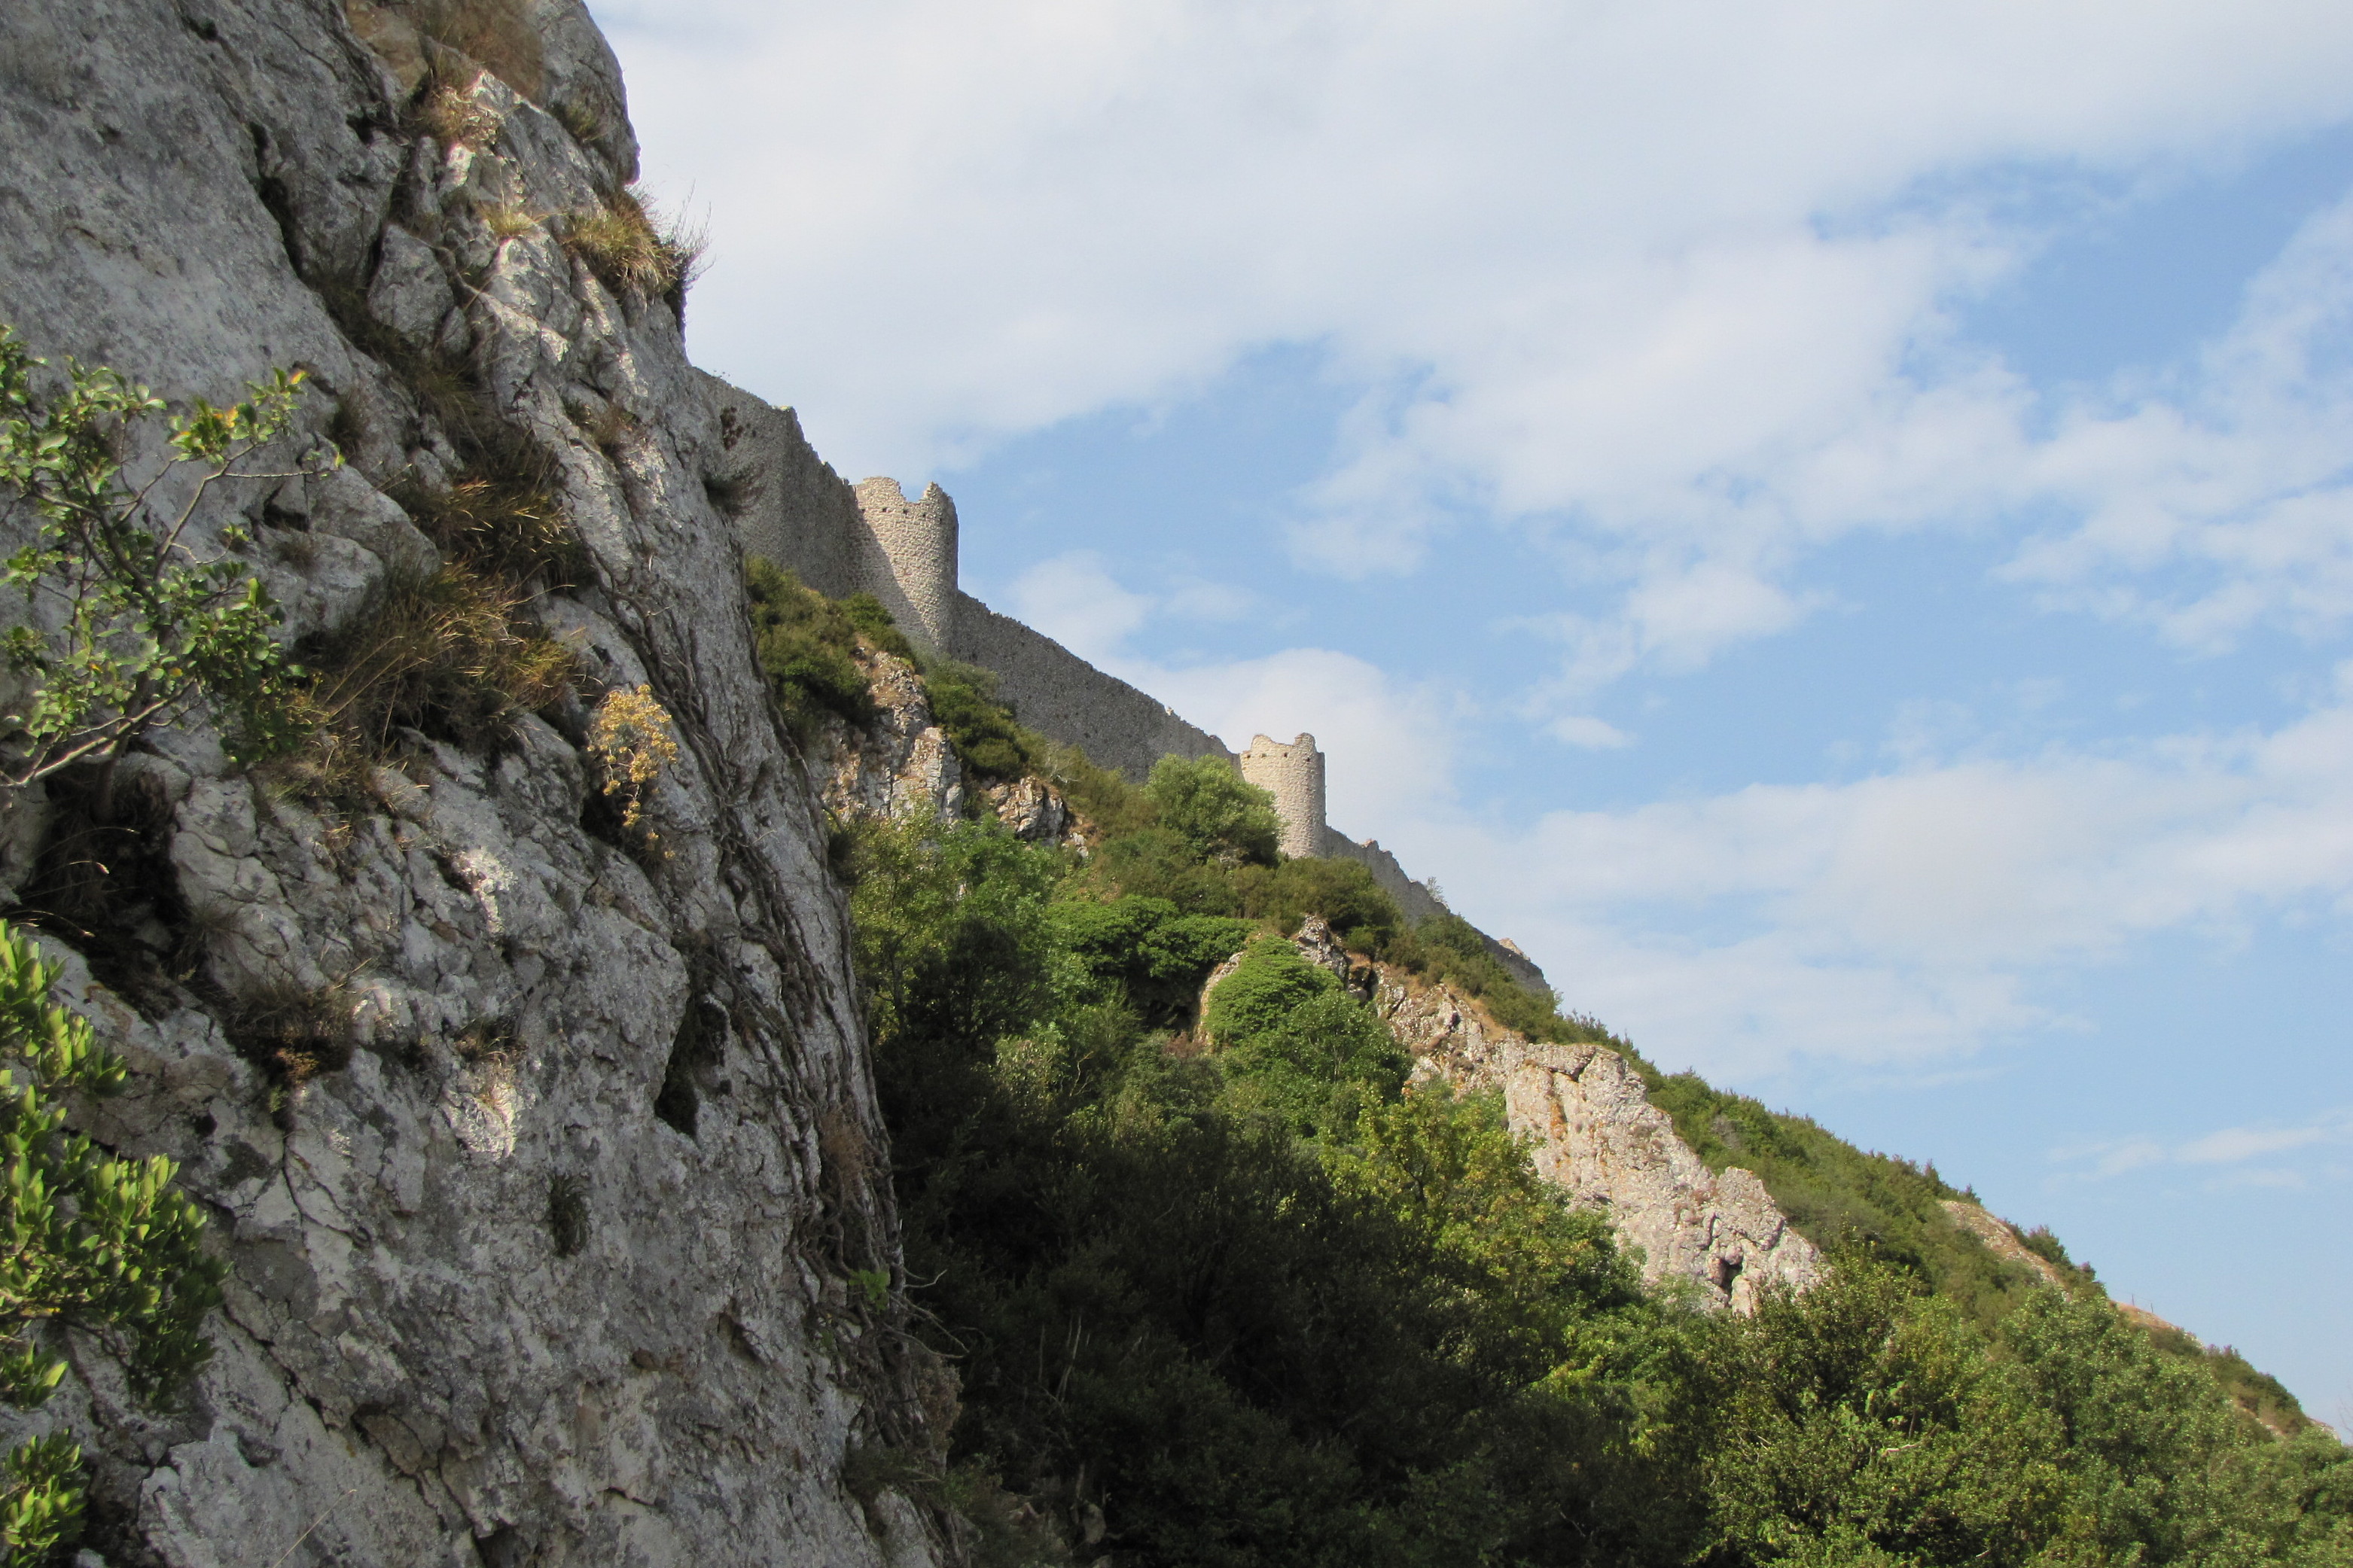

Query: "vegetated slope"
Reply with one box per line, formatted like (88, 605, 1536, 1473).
(778, 621, 2353, 1566)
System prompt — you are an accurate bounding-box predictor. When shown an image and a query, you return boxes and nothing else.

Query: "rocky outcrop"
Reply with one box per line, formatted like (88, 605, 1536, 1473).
(815, 651, 970, 827)
(1376, 968, 1821, 1313)
(808, 645, 1071, 843)
(0, 1, 947, 1561)
(1940, 1200, 2074, 1291)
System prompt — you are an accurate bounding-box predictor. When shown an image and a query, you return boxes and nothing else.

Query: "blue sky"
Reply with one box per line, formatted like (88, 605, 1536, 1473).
(590, 0, 2353, 1423)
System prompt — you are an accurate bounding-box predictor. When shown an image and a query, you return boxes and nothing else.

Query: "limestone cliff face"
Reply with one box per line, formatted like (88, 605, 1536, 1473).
(807, 644, 1071, 844)
(1287, 921, 1822, 1313)
(0, 2, 947, 1562)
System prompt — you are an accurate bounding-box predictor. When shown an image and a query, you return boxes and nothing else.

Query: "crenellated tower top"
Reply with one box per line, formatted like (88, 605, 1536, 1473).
(852, 476, 959, 657)
(1239, 732, 1328, 861)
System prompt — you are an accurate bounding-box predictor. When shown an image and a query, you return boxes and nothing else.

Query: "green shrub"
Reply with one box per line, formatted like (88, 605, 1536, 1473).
(1038, 741, 1156, 839)
(1382, 912, 1617, 1048)
(0, 326, 315, 815)
(1234, 857, 1401, 951)
(1048, 896, 1251, 1028)
(843, 797, 2353, 1568)
(1202, 936, 1339, 1044)
(744, 557, 874, 731)
(0, 921, 226, 1565)
(853, 822, 1667, 1568)
(921, 659, 1041, 781)
(1219, 989, 1407, 1140)
(1644, 1073, 2070, 1332)
(842, 592, 915, 660)
(1143, 753, 1281, 866)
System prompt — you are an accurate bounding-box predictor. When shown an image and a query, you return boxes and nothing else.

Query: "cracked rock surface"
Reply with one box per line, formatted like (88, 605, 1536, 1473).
(0, 0, 943, 1560)
(1380, 969, 1823, 1314)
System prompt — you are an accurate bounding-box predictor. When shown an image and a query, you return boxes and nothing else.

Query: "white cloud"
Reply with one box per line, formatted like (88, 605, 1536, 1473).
(595, 0, 2353, 1088)
(1144, 647, 1460, 831)
(992, 556, 1457, 829)
(1376, 694, 2353, 1076)
(1003, 553, 1151, 664)
(1550, 715, 1634, 751)
(600, 0, 2353, 685)
(998, 542, 2353, 1079)
(2004, 193, 2353, 646)
(2056, 1110, 2353, 1185)
(999, 550, 1262, 665)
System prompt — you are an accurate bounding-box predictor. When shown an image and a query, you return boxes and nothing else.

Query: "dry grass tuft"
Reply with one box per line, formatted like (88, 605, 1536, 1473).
(561, 186, 707, 321)
(294, 565, 578, 760)
(475, 197, 542, 240)
(393, 473, 587, 591)
(553, 97, 610, 150)
(224, 979, 358, 1094)
(413, 64, 501, 148)
(581, 400, 640, 466)
(703, 464, 762, 519)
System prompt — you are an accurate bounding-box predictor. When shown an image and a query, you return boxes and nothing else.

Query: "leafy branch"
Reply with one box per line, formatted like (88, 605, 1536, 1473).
(0, 324, 319, 817)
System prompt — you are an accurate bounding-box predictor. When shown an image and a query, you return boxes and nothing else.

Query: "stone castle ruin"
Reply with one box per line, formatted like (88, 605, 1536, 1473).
(703, 375, 1549, 994)
(1240, 732, 1328, 860)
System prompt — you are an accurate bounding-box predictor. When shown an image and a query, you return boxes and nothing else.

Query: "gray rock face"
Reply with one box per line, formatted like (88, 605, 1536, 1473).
(815, 650, 970, 827)
(0, 0, 943, 1561)
(1378, 973, 1821, 1313)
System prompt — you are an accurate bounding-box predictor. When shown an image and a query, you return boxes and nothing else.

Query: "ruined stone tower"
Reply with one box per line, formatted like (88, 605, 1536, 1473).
(852, 476, 959, 657)
(1240, 733, 1329, 861)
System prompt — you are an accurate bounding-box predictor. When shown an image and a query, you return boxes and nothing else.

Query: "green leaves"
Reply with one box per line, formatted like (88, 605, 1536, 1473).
(0, 1433, 85, 1563)
(0, 324, 316, 794)
(1143, 753, 1282, 867)
(847, 805, 2353, 1566)
(0, 920, 223, 1564)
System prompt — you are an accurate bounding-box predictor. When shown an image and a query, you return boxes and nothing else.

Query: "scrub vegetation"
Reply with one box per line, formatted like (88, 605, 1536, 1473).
(828, 682, 2353, 1563)
(0, 923, 224, 1566)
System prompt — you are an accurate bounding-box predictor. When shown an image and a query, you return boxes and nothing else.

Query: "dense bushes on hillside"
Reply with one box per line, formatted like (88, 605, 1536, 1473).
(797, 583, 2345, 1554)
(844, 809, 2353, 1566)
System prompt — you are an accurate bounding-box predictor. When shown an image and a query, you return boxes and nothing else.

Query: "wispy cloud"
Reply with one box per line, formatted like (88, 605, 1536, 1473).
(2056, 1109, 2353, 1186)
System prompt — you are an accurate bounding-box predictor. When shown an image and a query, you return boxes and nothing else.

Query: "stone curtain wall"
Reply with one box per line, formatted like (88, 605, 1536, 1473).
(1317, 830, 1445, 925)
(852, 478, 959, 658)
(953, 595, 1235, 780)
(1240, 734, 1329, 860)
(687, 377, 1233, 780)
(695, 370, 862, 599)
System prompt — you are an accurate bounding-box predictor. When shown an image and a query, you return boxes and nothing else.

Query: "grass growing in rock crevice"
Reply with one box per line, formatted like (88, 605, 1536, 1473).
(274, 564, 577, 805)
(411, 0, 545, 102)
(560, 185, 705, 324)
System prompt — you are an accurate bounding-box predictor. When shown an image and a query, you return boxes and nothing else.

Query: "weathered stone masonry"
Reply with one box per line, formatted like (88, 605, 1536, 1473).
(1239, 733, 1327, 861)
